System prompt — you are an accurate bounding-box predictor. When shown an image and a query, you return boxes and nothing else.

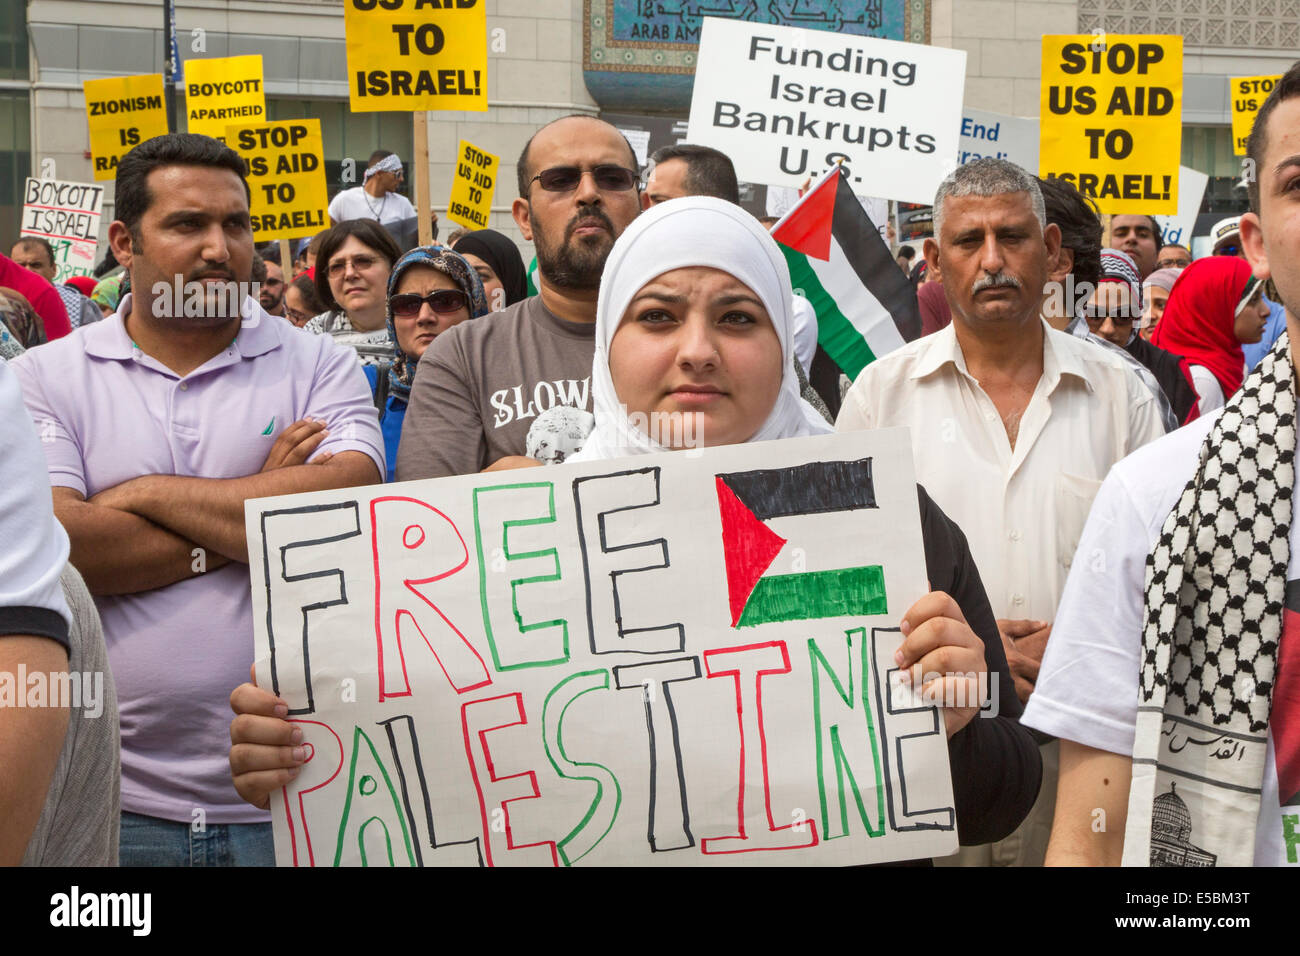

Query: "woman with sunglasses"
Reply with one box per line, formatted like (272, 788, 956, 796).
(305, 220, 402, 369)
(364, 246, 489, 481)
(1152, 256, 1270, 415)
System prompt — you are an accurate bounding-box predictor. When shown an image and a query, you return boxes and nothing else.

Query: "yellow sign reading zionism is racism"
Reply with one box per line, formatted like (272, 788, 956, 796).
(446, 140, 499, 230)
(227, 119, 329, 241)
(1230, 74, 1282, 156)
(83, 74, 170, 181)
(184, 55, 266, 141)
(344, 0, 487, 112)
(1039, 35, 1182, 214)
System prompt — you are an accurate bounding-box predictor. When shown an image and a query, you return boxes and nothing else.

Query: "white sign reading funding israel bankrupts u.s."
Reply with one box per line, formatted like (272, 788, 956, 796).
(687, 17, 965, 205)
(246, 429, 960, 867)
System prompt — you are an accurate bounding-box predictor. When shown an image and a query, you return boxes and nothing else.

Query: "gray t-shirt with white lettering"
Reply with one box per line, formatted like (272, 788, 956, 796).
(396, 295, 595, 479)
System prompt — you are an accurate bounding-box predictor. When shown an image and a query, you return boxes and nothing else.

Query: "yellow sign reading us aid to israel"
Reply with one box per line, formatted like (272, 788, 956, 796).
(1230, 74, 1282, 156)
(227, 119, 329, 241)
(83, 74, 170, 181)
(446, 140, 499, 230)
(345, 0, 487, 112)
(184, 55, 266, 140)
(1039, 34, 1182, 215)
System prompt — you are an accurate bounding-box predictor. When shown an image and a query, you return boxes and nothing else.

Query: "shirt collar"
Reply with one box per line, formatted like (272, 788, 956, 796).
(83, 293, 283, 362)
(909, 318, 1097, 393)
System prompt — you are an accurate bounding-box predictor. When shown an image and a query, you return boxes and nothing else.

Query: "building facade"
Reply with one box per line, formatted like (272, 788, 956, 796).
(4, 0, 1298, 254)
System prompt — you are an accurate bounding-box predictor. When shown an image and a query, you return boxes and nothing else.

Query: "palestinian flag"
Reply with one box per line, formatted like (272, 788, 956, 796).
(772, 167, 921, 381)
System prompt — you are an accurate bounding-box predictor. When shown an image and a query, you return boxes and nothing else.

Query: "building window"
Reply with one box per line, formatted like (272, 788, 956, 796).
(0, 91, 32, 247)
(265, 98, 414, 203)
(1182, 125, 1249, 216)
(0, 1, 28, 82)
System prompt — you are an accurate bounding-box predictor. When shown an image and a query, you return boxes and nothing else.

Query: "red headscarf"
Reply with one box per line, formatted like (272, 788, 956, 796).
(1150, 257, 1253, 400)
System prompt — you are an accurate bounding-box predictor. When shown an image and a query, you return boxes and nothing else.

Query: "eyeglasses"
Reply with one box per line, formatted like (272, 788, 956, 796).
(529, 165, 639, 193)
(390, 289, 469, 317)
(1214, 244, 1241, 257)
(284, 308, 311, 325)
(1155, 258, 1189, 269)
(1083, 309, 1136, 325)
(327, 254, 382, 278)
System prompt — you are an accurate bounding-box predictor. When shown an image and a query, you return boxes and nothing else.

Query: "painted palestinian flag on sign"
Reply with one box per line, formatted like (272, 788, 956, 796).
(772, 167, 922, 381)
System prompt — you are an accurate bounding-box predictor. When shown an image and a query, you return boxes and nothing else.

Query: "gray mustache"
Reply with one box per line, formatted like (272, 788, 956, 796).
(971, 272, 1022, 294)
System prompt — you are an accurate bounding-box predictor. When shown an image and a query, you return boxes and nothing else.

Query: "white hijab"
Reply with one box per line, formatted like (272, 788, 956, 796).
(571, 196, 831, 462)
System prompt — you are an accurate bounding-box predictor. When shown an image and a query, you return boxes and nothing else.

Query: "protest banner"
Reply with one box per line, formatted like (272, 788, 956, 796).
(246, 429, 961, 867)
(1040, 34, 1182, 214)
(83, 74, 170, 181)
(227, 119, 329, 241)
(446, 140, 499, 230)
(958, 108, 1039, 172)
(20, 178, 104, 283)
(344, 0, 487, 112)
(1230, 74, 1282, 156)
(184, 55, 265, 140)
(1151, 166, 1208, 248)
(686, 16, 965, 204)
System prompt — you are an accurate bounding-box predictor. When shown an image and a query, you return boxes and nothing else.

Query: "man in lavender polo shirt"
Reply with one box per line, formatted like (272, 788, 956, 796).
(12, 133, 384, 866)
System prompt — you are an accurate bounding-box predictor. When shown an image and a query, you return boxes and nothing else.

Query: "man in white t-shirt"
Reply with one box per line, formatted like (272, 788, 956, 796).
(1024, 60, 1300, 866)
(327, 150, 418, 231)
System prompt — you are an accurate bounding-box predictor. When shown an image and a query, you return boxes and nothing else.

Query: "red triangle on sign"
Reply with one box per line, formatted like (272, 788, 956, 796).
(716, 476, 788, 627)
(771, 171, 838, 262)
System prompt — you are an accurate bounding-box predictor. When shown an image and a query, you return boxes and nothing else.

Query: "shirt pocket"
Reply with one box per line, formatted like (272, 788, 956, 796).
(1056, 472, 1104, 571)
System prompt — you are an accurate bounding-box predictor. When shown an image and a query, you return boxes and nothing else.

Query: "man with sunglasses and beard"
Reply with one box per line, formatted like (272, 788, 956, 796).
(835, 158, 1166, 867)
(397, 115, 643, 478)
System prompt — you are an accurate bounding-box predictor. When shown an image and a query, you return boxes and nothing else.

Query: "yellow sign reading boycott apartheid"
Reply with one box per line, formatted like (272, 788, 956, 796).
(227, 119, 329, 241)
(185, 55, 266, 141)
(446, 140, 499, 230)
(84, 74, 170, 181)
(344, 0, 487, 112)
(1040, 34, 1182, 214)
(1230, 74, 1281, 156)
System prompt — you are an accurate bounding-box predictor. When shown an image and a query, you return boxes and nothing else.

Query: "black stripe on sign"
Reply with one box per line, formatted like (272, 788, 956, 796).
(717, 458, 876, 520)
(830, 168, 922, 342)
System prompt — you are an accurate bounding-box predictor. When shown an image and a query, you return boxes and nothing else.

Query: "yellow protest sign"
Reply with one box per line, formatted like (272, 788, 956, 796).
(1039, 35, 1182, 214)
(184, 55, 266, 140)
(227, 119, 329, 241)
(446, 140, 498, 230)
(83, 74, 170, 181)
(344, 0, 487, 112)
(1230, 74, 1281, 156)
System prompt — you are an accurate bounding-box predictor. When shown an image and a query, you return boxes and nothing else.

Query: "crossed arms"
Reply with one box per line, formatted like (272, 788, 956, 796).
(56, 420, 380, 596)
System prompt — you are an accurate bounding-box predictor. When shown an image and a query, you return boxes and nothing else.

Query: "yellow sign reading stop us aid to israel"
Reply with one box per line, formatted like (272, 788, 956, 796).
(83, 74, 171, 181)
(227, 119, 329, 241)
(1039, 34, 1182, 215)
(344, 0, 487, 112)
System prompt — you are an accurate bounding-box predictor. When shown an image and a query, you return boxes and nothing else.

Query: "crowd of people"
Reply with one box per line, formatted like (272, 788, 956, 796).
(5, 57, 1300, 869)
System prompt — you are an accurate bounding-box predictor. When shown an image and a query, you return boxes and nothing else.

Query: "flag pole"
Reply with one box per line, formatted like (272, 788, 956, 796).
(414, 111, 432, 246)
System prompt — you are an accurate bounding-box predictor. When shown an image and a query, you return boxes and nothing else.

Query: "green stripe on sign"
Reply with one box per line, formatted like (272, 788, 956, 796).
(782, 247, 876, 381)
(736, 565, 887, 627)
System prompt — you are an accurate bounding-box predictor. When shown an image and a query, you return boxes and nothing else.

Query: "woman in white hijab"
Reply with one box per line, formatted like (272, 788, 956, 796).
(227, 199, 1042, 851)
(571, 197, 829, 462)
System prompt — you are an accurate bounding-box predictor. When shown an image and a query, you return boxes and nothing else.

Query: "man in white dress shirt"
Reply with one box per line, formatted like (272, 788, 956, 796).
(835, 158, 1166, 865)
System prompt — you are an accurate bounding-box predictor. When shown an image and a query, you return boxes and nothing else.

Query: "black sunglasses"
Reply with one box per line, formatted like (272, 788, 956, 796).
(529, 165, 639, 193)
(390, 289, 469, 317)
(1083, 309, 1136, 325)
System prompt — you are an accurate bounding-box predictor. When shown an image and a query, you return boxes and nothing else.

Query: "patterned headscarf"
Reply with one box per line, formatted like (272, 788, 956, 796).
(364, 153, 403, 183)
(90, 273, 125, 313)
(385, 245, 488, 402)
(1098, 248, 1143, 311)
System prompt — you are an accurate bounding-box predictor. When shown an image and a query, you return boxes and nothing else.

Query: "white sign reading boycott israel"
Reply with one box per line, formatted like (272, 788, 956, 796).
(247, 429, 959, 867)
(687, 17, 965, 204)
(21, 177, 104, 283)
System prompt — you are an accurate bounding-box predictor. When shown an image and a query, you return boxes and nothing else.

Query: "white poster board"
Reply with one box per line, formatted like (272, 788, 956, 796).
(958, 109, 1040, 172)
(246, 430, 959, 867)
(20, 178, 105, 283)
(1151, 166, 1209, 248)
(687, 17, 966, 204)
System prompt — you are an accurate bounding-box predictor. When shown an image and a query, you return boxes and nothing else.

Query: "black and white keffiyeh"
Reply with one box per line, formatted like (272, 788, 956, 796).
(1124, 331, 1295, 867)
